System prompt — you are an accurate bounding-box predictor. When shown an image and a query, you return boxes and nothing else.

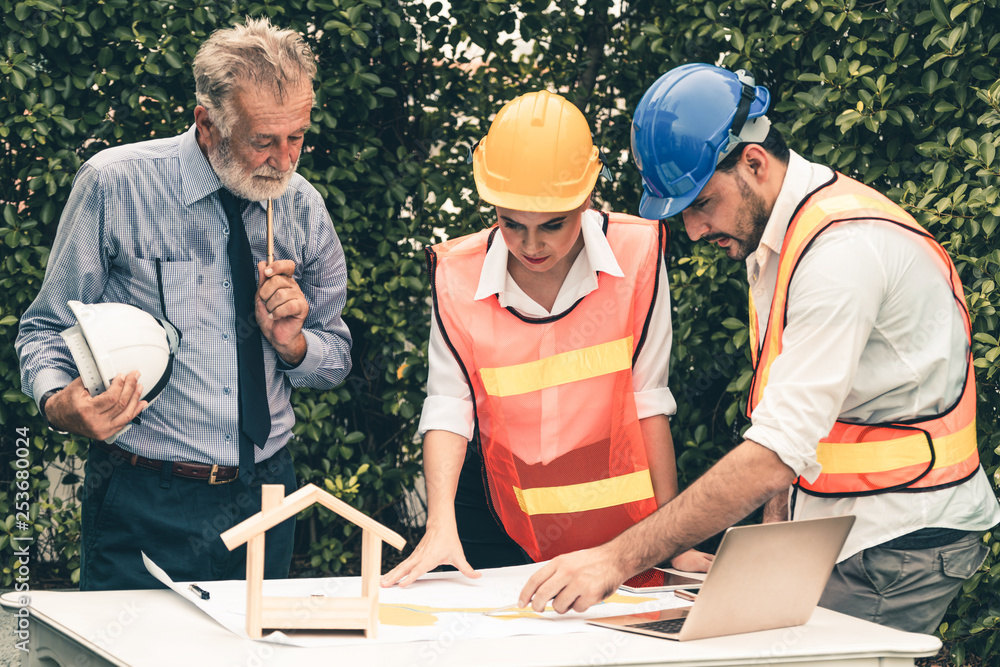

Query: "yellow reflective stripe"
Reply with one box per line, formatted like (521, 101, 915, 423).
(816, 193, 915, 221)
(816, 420, 978, 475)
(758, 192, 916, 395)
(479, 336, 633, 398)
(512, 470, 654, 516)
(759, 201, 833, 391)
(748, 287, 759, 363)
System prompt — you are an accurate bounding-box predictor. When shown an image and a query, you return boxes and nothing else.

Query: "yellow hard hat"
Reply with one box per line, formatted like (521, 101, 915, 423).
(472, 91, 602, 212)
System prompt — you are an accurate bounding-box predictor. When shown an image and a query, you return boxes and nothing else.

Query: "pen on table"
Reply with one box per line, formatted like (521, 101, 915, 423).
(188, 584, 210, 600)
(674, 589, 698, 602)
(266, 198, 274, 264)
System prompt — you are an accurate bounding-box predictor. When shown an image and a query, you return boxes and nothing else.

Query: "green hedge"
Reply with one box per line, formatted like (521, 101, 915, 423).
(0, 0, 434, 580)
(2, 0, 999, 661)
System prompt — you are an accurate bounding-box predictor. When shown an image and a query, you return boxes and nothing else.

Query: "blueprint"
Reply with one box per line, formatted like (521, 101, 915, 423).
(143, 553, 691, 647)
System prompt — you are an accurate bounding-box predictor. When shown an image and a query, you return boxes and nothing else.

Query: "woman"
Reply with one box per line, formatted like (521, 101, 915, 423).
(383, 91, 711, 588)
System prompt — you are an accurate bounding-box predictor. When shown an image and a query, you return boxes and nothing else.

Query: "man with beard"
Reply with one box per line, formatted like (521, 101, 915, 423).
(517, 64, 999, 634)
(16, 18, 352, 590)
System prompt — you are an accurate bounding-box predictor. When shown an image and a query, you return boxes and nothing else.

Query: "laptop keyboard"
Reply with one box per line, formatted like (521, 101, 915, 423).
(631, 617, 686, 634)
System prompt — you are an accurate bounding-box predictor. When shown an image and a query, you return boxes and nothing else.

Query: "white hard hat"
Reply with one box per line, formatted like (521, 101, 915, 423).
(60, 300, 181, 442)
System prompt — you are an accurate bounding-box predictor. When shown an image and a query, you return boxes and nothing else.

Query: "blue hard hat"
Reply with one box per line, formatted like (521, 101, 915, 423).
(631, 64, 771, 219)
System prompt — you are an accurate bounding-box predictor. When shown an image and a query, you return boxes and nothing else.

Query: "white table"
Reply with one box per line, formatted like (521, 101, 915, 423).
(1, 588, 940, 667)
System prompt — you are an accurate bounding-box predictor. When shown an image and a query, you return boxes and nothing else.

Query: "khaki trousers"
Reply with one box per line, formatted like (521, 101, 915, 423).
(818, 530, 988, 634)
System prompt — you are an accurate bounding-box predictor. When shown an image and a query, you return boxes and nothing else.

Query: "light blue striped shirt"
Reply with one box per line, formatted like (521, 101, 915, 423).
(16, 125, 352, 465)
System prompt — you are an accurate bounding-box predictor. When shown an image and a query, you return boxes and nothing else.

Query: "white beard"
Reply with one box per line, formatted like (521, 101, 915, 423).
(208, 137, 297, 202)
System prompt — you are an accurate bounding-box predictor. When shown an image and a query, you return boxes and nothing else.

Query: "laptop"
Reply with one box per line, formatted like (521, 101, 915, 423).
(588, 515, 855, 641)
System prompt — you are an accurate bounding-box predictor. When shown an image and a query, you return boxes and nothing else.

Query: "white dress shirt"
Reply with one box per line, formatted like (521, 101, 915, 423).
(419, 209, 676, 439)
(745, 152, 1000, 561)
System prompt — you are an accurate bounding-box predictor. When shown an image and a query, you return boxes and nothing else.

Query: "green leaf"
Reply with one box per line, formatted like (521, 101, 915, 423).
(893, 33, 909, 58)
(89, 7, 106, 29)
(729, 29, 744, 51)
(981, 142, 996, 168)
(53, 116, 75, 133)
(931, 161, 948, 188)
(950, 2, 971, 21)
(163, 50, 184, 70)
(3, 389, 26, 403)
(350, 30, 369, 48)
(930, 0, 950, 26)
(922, 70, 938, 94)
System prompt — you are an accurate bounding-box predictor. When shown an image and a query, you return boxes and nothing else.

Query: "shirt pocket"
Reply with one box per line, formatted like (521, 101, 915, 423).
(121, 254, 199, 338)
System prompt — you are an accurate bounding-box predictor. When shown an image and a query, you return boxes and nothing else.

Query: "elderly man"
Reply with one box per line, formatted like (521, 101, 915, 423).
(16, 18, 352, 590)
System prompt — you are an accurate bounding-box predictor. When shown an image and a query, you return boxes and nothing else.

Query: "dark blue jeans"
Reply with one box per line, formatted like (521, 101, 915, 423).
(80, 444, 296, 591)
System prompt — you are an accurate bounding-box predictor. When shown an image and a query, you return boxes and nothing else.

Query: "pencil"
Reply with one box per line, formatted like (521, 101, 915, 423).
(266, 198, 274, 264)
(484, 603, 521, 616)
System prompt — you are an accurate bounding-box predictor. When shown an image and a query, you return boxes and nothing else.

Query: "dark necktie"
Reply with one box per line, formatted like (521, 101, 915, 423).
(218, 188, 272, 481)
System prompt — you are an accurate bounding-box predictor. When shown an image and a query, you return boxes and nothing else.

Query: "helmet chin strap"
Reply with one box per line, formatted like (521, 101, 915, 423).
(719, 113, 772, 164)
(718, 69, 771, 161)
(142, 318, 181, 406)
(597, 147, 614, 182)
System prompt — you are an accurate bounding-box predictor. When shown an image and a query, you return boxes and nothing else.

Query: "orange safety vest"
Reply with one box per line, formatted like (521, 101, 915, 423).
(427, 212, 665, 561)
(748, 173, 980, 496)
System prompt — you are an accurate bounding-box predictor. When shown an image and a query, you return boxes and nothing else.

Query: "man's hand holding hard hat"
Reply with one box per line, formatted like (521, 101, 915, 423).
(44, 373, 147, 442)
(45, 300, 180, 442)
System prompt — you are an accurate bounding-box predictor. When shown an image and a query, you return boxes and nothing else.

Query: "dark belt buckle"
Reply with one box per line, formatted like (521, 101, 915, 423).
(208, 464, 232, 485)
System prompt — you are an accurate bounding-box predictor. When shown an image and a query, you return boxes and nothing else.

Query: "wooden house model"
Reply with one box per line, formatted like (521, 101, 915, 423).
(220, 483, 406, 639)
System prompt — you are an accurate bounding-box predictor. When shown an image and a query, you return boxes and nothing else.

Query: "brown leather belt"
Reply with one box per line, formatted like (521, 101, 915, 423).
(96, 440, 239, 484)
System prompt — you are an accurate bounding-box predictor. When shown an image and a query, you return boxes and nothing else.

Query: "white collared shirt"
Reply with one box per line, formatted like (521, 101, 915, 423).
(419, 209, 676, 438)
(745, 152, 1000, 560)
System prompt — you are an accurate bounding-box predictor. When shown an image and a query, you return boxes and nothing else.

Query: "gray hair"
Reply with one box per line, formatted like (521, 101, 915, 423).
(193, 16, 317, 136)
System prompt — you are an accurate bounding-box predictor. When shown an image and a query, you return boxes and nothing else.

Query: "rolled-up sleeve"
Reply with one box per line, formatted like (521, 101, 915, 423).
(632, 254, 677, 419)
(417, 304, 475, 439)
